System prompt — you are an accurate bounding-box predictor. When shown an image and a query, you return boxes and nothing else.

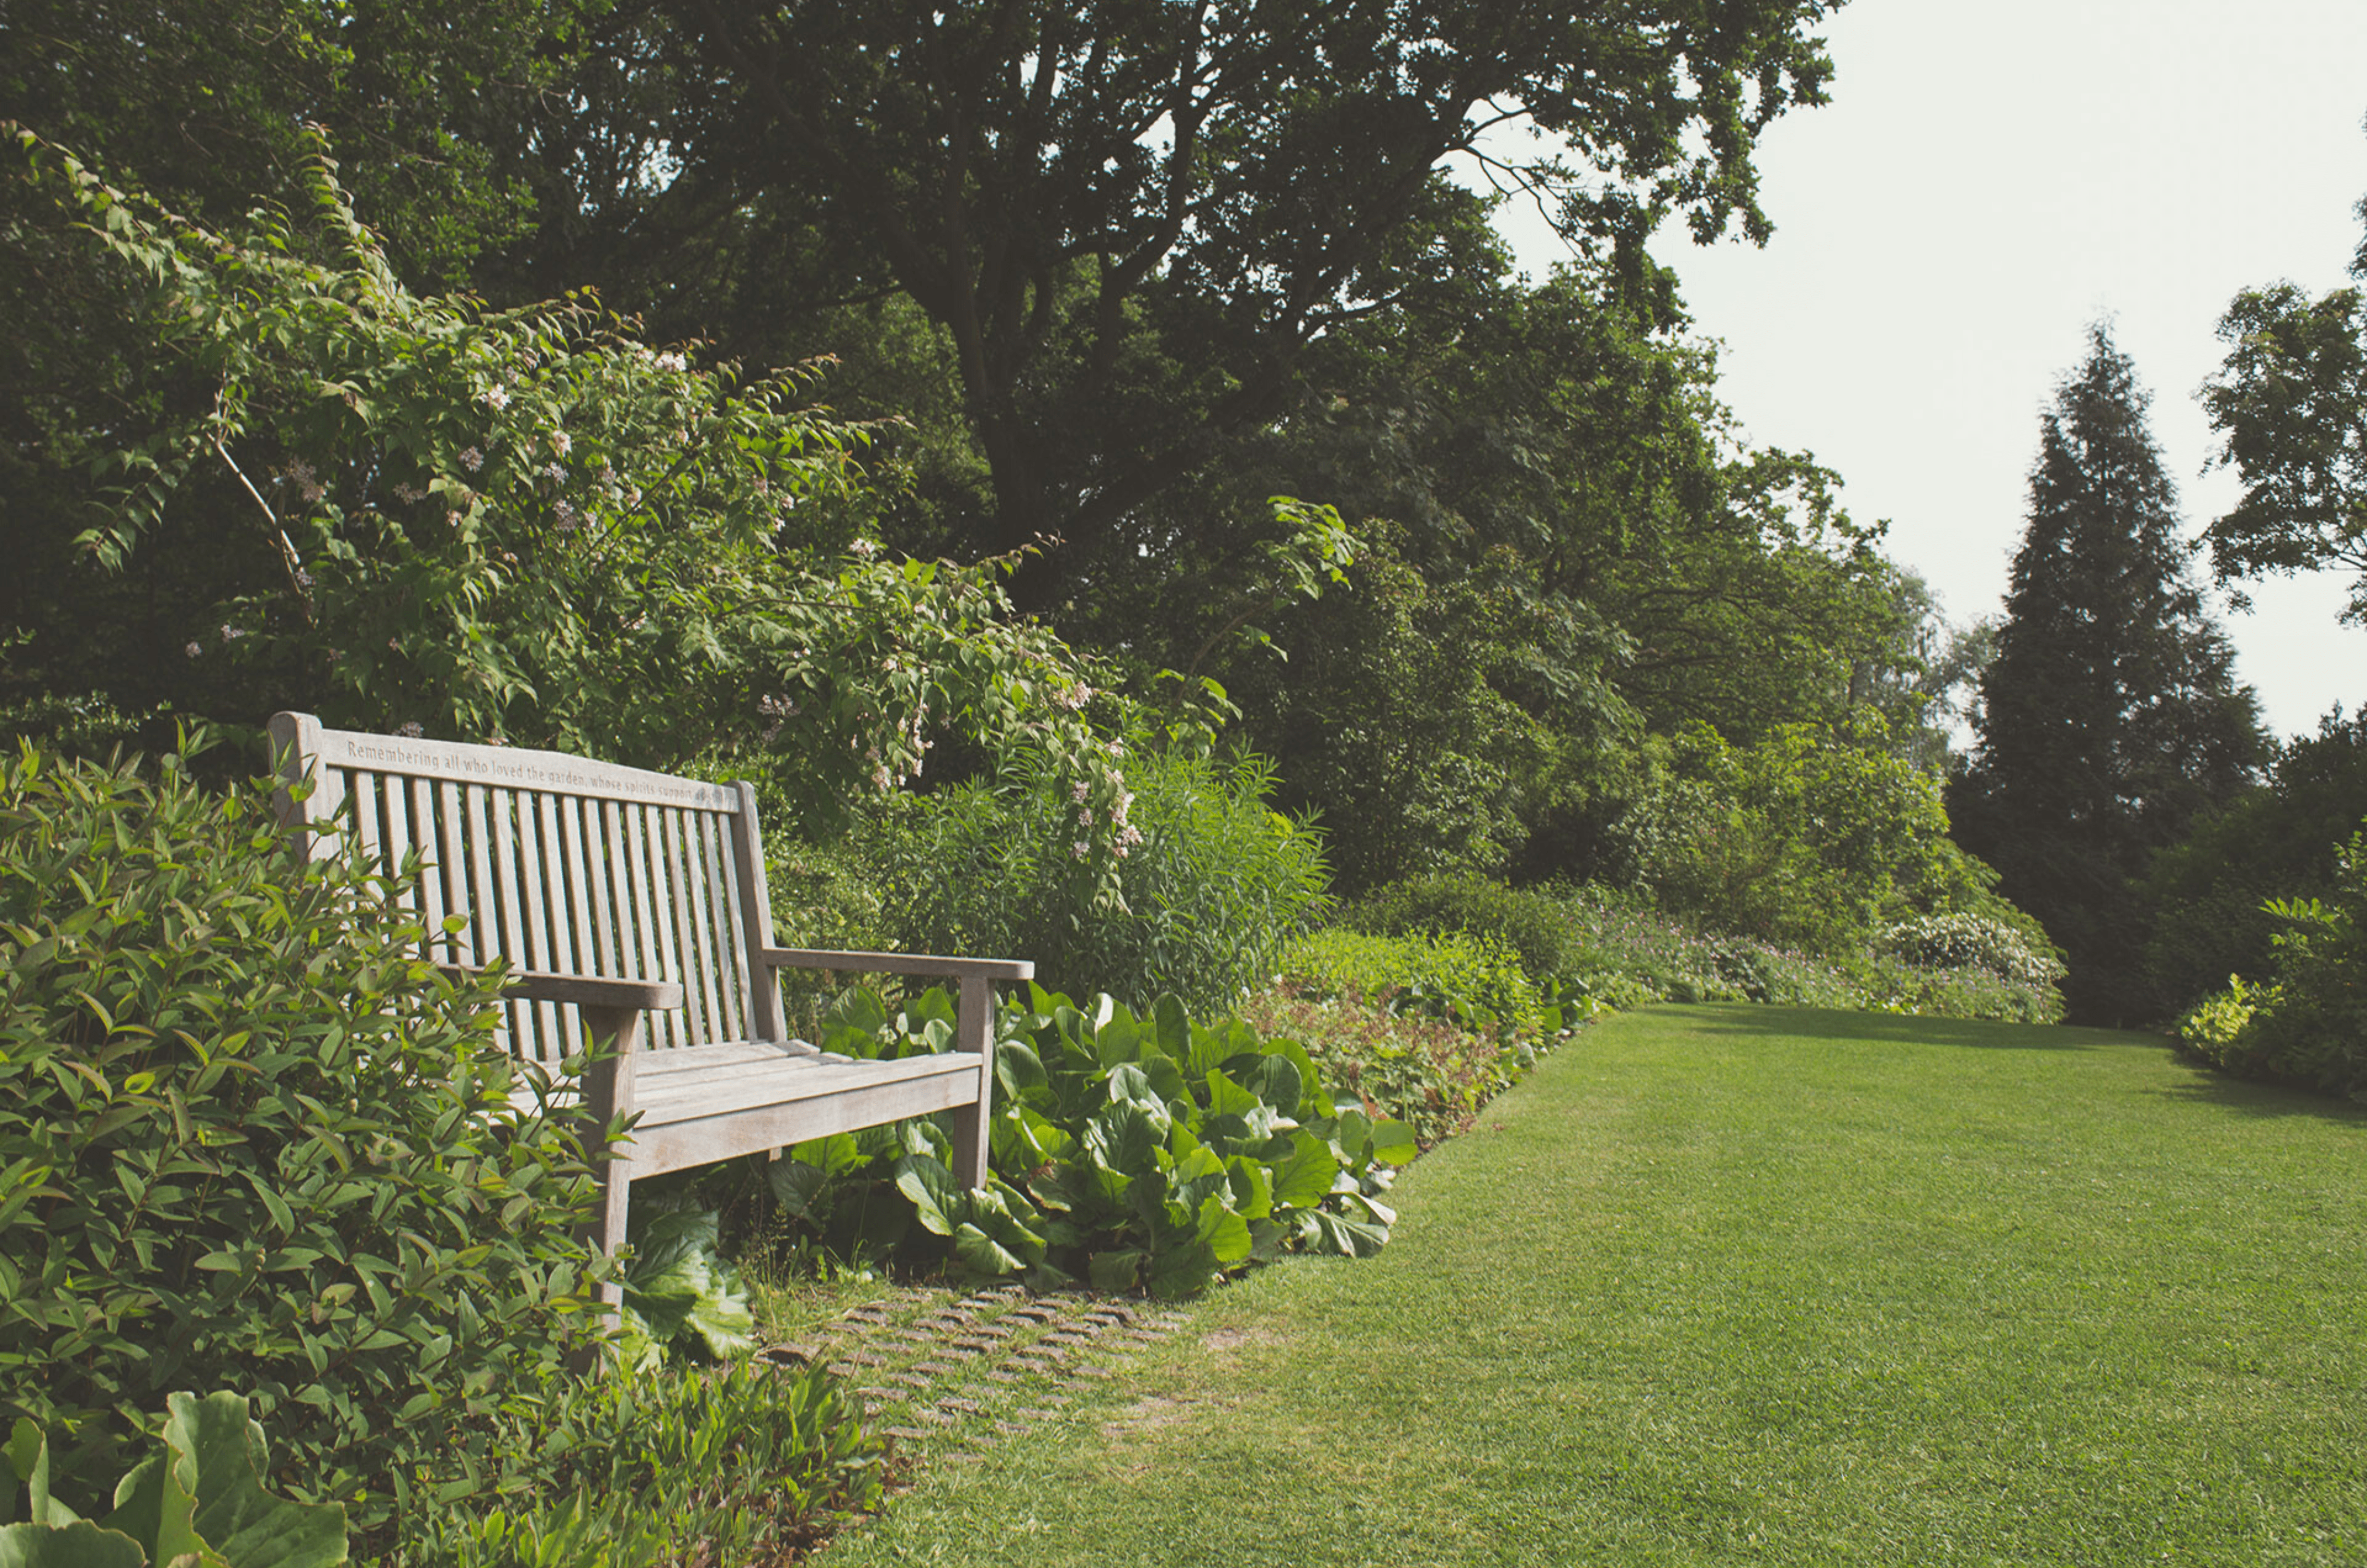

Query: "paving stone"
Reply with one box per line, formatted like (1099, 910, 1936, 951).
(961, 1324, 1016, 1341)
(1013, 1406, 1064, 1421)
(887, 1372, 934, 1390)
(936, 1397, 984, 1415)
(914, 1407, 958, 1427)
(881, 1426, 933, 1442)
(834, 1350, 889, 1367)
(1040, 1393, 1073, 1406)
(887, 1329, 939, 1347)
(1069, 1364, 1115, 1379)
(911, 1360, 955, 1376)
(981, 1369, 1022, 1384)
(994, 1420, 1033, 1435)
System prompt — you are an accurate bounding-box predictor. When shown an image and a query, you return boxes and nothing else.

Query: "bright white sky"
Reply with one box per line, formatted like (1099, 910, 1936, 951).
(1477, 0, 2367, 741)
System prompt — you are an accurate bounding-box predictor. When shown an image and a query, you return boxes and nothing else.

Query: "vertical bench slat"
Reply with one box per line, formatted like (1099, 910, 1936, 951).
(536, 790, 587, 1062)
(627, 803, 681, 1050)
(406, 776, 451, 940)
(513, 791, 565, 1062)
(697, 811, 746, 1041)
(436, 780, 473, 967)
(559, 792, 603, 1008)
(486, 784, 545, 1059)
(349, 770, 385, 878)
(457, 782, 507, 1056)
(379, 770, 413, 911)
(730, 783, 785, 1043)
(661, 807, 717, 1045)
(686, 815, 729, 1052)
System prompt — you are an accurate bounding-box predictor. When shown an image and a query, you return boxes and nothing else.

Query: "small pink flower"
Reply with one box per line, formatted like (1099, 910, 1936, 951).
(1072, 841, 1090, 860)
(480, 384, 510, 411)
(460, 445, 484, 472)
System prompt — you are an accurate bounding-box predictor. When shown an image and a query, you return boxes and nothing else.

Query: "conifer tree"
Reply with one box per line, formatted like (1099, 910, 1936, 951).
(1951, 326, 2267, 1024)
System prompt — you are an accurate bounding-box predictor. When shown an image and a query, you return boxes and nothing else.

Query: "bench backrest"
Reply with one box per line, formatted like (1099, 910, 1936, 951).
(269, 713, 782, 1064)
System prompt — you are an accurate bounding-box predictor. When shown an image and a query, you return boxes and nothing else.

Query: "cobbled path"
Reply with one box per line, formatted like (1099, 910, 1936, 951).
(757, 1288, 1188, 1465)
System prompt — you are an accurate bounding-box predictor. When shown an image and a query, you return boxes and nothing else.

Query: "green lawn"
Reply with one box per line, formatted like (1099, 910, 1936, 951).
(820, 1006, 2367, 1566)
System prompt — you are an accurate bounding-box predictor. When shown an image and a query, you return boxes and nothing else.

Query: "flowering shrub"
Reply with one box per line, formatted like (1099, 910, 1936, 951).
(13, 126, 1128, 847)
(1877, 911, 2067, 992)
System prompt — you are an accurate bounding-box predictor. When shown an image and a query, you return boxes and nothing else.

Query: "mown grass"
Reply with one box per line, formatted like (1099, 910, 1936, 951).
(818, 1005, 2367, 1566)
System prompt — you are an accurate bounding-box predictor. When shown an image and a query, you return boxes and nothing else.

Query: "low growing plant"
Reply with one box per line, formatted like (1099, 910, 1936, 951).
(2, 1391, 347, 1567)
(388, 1360, 885, 1568)
(767, 984, 1417, 1296)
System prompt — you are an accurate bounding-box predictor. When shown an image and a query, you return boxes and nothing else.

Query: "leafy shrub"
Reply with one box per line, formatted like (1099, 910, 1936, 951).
(1277, 928, 1547, 1040)
(1877, 911, 2067, 992)
(1233, 988, 1523, 1150)
(1343, 873, 1582, 980)
(0, 742, 609, 1525)
(1544, 883, 2066, 1023)
(2138, 709, 2367, 1019)
(3, 1391, 347, 1566)
(766, 984, 1416, 1297)
(390, 1361, 884, 1568)
(868, 749, 1332, 1011)
(2175, 828, 2367, 1100)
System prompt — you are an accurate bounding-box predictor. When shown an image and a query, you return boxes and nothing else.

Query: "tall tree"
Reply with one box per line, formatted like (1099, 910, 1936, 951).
(1951, 327, 2267, 1024)
(2201, 185, 2367, 620)
(493, 0, 1842, 600)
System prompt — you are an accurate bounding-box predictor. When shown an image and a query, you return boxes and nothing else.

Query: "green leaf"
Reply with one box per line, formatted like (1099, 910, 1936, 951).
(1269, 1132, 1339, 1209)
(766, 1158, 828, 1220)
(0, 1521, 147, 1568)
(1367, 1118, 1419, 1167)
(892, 1153, 964, 1237)
(1086, 1250, 1145, 1293)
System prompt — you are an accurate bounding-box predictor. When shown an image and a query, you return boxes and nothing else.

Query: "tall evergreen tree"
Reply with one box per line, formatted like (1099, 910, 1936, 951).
(1951, 325, 2267, 1024)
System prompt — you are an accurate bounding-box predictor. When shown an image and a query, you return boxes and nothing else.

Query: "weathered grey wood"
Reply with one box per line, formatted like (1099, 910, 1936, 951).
(729, 782, 785, 1042)
(949, 973, 995, 1188)
(271, 709, 1033, 1314)
(760, 947, 1035, 981)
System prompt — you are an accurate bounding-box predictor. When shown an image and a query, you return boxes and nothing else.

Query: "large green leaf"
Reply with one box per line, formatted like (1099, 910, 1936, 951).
(1367, 1118, 1419, 1167)
(892, 1154, 963, 1238)
(1269, 1131, 1339, 1209)
(136, 1393, 345, 1568)
(765, 1158, 828, 1220)
(1150, 995, 1192, 1060)
(0, 1521, 146, 1568)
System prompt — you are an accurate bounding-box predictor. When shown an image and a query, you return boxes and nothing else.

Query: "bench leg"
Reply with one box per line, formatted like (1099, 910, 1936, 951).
(948, 974, 995, 1190)
(577, 1004, 644, 1318)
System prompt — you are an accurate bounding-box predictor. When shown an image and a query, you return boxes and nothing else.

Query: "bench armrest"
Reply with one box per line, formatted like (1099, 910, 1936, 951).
(757, 947, 1033, 982)
(440, 964, 686, 1011)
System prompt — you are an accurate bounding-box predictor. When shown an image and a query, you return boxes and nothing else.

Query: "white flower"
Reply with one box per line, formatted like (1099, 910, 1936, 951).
(460, 445, 484, 472)
(549, 429, 572, 457)
(1071, 780, 1090, 802)
(185, 641, 202, 659)
(850, 537, 879, 559)
(480, 384, 510, 411)
(872, 766, 891, 789)
(396, 720, 425, 738)
(656, 351, 688, 373)
(1072, 841, 1090, 860)
(392, 482, 424, 503)
(553, 499, 578, 532)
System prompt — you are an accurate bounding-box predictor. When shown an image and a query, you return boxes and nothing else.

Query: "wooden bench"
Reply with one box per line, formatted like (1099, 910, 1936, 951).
(268, 713, 1031, 1304)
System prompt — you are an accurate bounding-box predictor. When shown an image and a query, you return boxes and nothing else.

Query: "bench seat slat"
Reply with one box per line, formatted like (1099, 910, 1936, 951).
(633, 1048, 977, 1121)
(620, 1071, 987, 1176)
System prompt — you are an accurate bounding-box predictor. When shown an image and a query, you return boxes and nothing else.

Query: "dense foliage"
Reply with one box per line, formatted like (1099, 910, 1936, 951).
(766, 984, 1416, 1297)
(863, 748, 1332, 1011)
(1951, 327, 2267, 1024)
(3, 1391, 347, 1566)
(2175, 827, 2367, 1101)
(0, 743, 606, 1525)
(2135, 711, 2367, 1022)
